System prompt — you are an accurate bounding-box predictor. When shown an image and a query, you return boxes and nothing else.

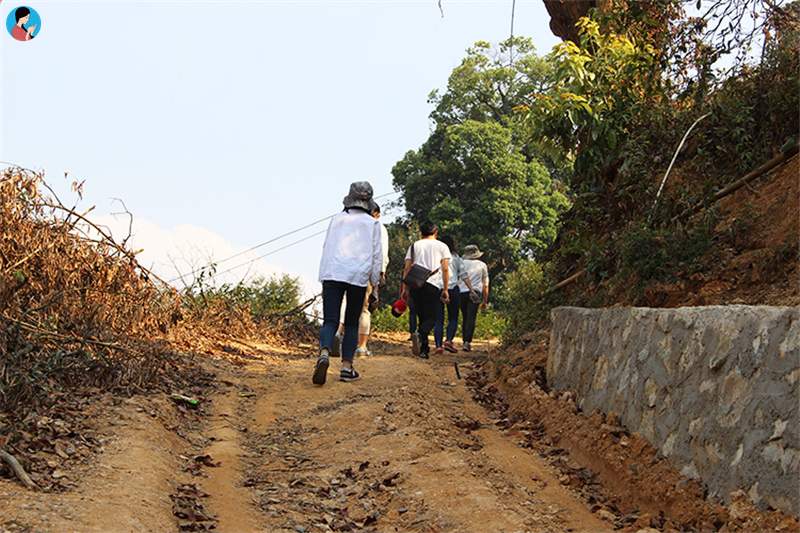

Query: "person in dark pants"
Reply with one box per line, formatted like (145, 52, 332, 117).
(459, 244, 489, 352)
(435, 235, 473, 354)
(314, 181, 383, 384)
(400, 222, 451, 359)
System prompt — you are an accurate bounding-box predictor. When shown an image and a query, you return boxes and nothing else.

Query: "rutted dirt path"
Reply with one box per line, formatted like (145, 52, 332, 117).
(0, 339, 614, 532)
(233, 343, 608, 532)
(0, 336, 796, 533)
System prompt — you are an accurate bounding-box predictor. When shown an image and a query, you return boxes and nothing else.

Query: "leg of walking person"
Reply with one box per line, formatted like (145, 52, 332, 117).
(412, 283, 439, 358)
(320, 281, 346, 352)
(444, 288, 460, 352)
(356, 283, 372, 353)
(315, 280, 347, 385)
(462, 300, 479, 350)
(407, 296, 419, 355)
(338, 283, 367, 383)
(460, 295, 469, 344)
(433, 297, 445, 351)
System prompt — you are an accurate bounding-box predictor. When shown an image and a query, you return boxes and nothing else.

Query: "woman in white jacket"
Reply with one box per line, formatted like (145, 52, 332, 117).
(314, 182, 383, 385)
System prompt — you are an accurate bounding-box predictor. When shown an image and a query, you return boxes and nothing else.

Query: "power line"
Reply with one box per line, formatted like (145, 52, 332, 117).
(509, 0, 516, 66)
(168, 190, 400, 283)
(207, 201, 404, 282)
(206, 228, 329, 281)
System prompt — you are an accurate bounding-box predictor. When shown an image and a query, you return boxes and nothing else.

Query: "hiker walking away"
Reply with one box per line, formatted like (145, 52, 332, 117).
(459, 244, 489, 352)
(332, 201, 389, 358)
(435, 236, 473, 354)
(400, 222, 450, 359)
(314, 182, 383, 384)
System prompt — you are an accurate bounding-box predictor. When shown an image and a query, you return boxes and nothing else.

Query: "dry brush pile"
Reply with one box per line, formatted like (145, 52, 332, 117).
(0, 167, 186, 416)
(0, 166, 310, 420)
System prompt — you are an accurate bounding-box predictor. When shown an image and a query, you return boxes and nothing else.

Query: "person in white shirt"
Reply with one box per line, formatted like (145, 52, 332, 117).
(435, 235, 474, 354)
(314, 182, 383, 385)
(400, 222, 450, 359)
(459, 244, 489, 352)
(337, 201, 389, 357)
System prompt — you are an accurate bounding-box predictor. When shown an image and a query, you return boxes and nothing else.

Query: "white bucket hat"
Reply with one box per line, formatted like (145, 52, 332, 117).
(463, 244, 484, 260)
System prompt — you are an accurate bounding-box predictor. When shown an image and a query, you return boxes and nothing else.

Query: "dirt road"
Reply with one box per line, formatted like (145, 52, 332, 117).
(0, 338, 615, 533)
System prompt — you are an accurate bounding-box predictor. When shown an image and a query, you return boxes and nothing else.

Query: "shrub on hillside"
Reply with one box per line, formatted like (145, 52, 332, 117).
(371, 304, 507, 341)
(497, 261, 554, 343)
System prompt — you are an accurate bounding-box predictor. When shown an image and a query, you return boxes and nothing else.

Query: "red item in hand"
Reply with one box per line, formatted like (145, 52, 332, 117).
(391, 298, 407, 318)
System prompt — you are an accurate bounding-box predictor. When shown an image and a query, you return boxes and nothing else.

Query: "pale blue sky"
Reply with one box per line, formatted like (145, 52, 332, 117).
(1, 0, 559, 292)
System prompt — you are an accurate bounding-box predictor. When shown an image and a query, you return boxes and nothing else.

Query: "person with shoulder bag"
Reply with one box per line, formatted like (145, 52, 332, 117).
(313, 182, 383, 385)
(400, 222, 450, 359)
(459, 244, 489, 352)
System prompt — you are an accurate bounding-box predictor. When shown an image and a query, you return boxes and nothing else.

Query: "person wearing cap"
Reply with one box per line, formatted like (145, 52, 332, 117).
(400, 222, 451, 359)
(331, 201, 389, 358)
(459, 244, 489, 352)
(314, 182, 383, 384)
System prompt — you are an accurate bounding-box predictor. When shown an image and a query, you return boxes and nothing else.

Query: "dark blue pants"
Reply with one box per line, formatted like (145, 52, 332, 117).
(460, 295, 480, 343)
(434, 287, 461, 346)
(320, 280, 367, 362)
(409, 282, 440, 356)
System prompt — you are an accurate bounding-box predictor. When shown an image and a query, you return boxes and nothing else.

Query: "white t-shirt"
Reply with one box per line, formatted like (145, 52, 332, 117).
(405, 238, 452, 290)
(459, 259, 489, 293)
(319, 210, 383, 287)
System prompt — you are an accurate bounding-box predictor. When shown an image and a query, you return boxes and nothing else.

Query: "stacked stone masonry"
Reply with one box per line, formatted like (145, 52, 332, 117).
(547, 306, 799, 515)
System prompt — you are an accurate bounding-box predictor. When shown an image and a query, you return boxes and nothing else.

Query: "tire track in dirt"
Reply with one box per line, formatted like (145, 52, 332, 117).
(229, 345, 610, 533)
(200, 379, 263, 531)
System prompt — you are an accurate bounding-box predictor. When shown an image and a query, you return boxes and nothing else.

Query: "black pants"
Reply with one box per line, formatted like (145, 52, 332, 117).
(320, 280, 367, 362)
(409, 282, 440, 355)
(460, 296, 480, 343)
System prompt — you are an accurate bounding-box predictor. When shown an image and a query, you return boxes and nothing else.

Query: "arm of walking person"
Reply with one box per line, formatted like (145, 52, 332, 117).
(462, 269, 474, 293)
(440, 258, 450, 303)
(370, 222, 383, 288)
(380, 223, 389, 276)
(481, 265, 489, 309)
(400, 257, 413, 301)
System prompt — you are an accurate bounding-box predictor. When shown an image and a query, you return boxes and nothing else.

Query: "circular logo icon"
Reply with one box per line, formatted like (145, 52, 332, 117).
(6, 5, 40, 41)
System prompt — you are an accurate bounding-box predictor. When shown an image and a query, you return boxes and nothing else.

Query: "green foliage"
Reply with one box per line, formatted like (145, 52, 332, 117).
(382, 220, 419, 300)
(184, 274, 303, 321)
(522, 17, 660, 188)
(393, 3, 798, 346)
(393, 120, 570, 275)
(619, 216, 716, 285)
(497, 260, 553, 343)
(429, 37, 551, 127)
(370, 304, 507, 341)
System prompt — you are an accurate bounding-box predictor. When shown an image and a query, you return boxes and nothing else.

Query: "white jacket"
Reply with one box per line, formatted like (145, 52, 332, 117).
(319, 209, 383, 287)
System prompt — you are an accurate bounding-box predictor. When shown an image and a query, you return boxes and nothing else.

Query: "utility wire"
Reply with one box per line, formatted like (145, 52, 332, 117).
(206, 228, 328, 281)
(509, 0, 516, 66)
(168, 190, 400, 283)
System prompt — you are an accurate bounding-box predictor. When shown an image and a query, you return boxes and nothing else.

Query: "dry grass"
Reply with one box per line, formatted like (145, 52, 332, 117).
(0, 166, 311, 418)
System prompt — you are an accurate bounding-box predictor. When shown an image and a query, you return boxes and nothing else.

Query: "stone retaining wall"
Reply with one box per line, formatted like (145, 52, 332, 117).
(547, 306, 799, 515)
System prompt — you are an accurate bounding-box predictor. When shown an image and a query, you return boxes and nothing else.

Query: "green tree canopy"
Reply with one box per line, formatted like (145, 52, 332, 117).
(429, 37, 551, 128)
(392, 120, 569, 275)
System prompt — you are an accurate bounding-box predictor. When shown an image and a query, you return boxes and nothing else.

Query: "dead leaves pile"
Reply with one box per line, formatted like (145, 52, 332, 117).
(0, 393, 105, 492)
